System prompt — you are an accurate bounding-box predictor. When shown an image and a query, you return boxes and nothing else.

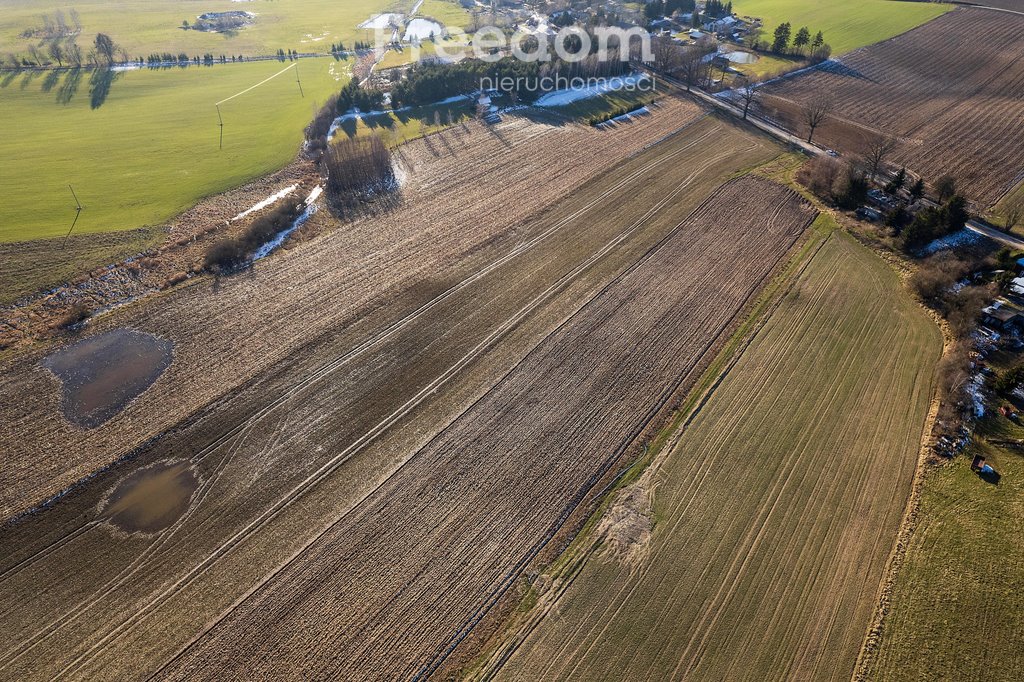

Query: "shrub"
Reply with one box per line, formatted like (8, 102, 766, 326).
(203, 199, 303, 272)
(204, 238, 245, 271)
(797, 156, 842, 199)
(57, 302, 92, 329)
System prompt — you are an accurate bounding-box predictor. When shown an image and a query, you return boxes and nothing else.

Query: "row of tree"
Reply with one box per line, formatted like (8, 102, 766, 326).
(18, 8, 81, 40)
(336, 80, 386, 114)
(760, 23, 830, 61)
(391, 50, 630, 108)
(328, 41, 374, 54)
(4, 32, 128, 69)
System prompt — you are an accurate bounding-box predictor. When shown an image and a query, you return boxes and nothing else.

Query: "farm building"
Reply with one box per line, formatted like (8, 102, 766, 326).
(982, 300, 1024, 332)
(705, 16, 741, 33)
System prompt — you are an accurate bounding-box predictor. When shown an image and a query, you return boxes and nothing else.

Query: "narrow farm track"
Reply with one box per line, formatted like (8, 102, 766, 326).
(758, 6, 1024, 206)
(147, 176, 814, 681)
(486, 232, 941, 682)
(0, 111, 785, 680)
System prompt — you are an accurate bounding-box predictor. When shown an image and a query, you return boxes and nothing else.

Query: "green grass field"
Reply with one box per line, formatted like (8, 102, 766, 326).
(0, 0, 469, 60)
(732, 0, 952, 55)
(331, 97, 474, 147)
(485, 230, 941, 681)
(0, 58, 349, 243)
(544, 87, 661, 125)
(870, 415, 1024, 680)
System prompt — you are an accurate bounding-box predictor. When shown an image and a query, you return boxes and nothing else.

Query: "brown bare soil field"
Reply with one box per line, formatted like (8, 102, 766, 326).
(0, 97, 707, 520)
(0, 107, 791, 680)
(757, 7, 1024, 206)
(479, 232, 940, 682)
(972, 0, 1024, 11)
(151, 176, 814, 681)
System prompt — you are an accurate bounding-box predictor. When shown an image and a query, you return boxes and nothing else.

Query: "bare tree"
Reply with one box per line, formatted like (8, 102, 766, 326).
(861, 133, 898, 183)
(66, 41, 82, 67)
(677, 47, 705, 91)
(651, 36, 680, 73)
(737, 76, 760, 120)
(47, 40, 65, 67)
(28, 44, 47, 66)
(802, 92, 833, 144)
(1005, 196, 1024, 232)
(93, 33, 117, 67)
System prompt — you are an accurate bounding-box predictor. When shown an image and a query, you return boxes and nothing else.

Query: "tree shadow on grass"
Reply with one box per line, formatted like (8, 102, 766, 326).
(19, 69, 42, 90)
(89, 68, 121, 109)
(41, 68, 61, 93)
(56, 68, 83, 104)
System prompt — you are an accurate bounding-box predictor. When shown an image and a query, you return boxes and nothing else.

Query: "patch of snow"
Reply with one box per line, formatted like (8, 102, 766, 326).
(359, 13, 403, 30)
(404, 18, 445, 41)
(252, 186, 322, 261)
(232, 184, 298, 221)
(922, 228, 983, 255)
(534, 73, 650, 107)
(596, 106, 650, 128)
(722, 50, 757, 64)
(968, 374, 986, 418)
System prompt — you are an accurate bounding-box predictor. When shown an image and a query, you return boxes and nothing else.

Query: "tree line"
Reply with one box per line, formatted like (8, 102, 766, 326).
(759, 22, 831, 61)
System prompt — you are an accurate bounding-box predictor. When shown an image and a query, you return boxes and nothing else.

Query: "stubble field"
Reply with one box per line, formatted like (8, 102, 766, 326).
(0, 102, 802, 680)
(757, 7, 1024, 206)
(479, 231, 941, 681)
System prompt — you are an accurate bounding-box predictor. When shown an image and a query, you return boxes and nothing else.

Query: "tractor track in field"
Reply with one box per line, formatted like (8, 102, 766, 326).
(34, 128, 738, 682)
(148, 176, 813, 682)
(2, 104, 794, 681)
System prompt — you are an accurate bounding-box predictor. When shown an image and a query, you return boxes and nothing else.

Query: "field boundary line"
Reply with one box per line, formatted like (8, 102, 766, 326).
(468, 199, 827, 681)
(45, 122, 730, 681)
(430, 180, 817, 681)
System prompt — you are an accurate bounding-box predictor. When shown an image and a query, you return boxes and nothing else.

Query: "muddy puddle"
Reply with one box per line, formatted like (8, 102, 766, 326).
(102, 460, 198, 533)
(42, 328, 173, 428)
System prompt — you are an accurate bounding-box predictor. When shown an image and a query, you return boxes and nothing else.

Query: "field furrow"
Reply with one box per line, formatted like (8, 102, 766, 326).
(483, 231, 941, 682)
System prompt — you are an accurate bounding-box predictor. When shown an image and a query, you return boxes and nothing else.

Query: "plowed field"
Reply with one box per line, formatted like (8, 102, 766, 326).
(757, 7, 1024, 206)
(482, 232, 941, 682)
(0, 106, 796, 680)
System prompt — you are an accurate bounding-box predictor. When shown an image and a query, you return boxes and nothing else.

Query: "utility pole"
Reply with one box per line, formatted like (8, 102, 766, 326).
(63, 184, 83, 248)
(216, 103, 224, 150)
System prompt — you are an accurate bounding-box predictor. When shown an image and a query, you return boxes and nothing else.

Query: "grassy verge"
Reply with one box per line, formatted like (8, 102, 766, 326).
(870, 412, 1024, 680)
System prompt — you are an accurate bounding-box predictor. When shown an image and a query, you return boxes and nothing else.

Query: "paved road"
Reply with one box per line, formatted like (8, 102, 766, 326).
(966, 219, 1024, 250)
(635, 63, 825, 156)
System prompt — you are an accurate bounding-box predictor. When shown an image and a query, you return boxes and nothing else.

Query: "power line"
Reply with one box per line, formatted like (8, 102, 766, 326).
(214, 62, 296, 106)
